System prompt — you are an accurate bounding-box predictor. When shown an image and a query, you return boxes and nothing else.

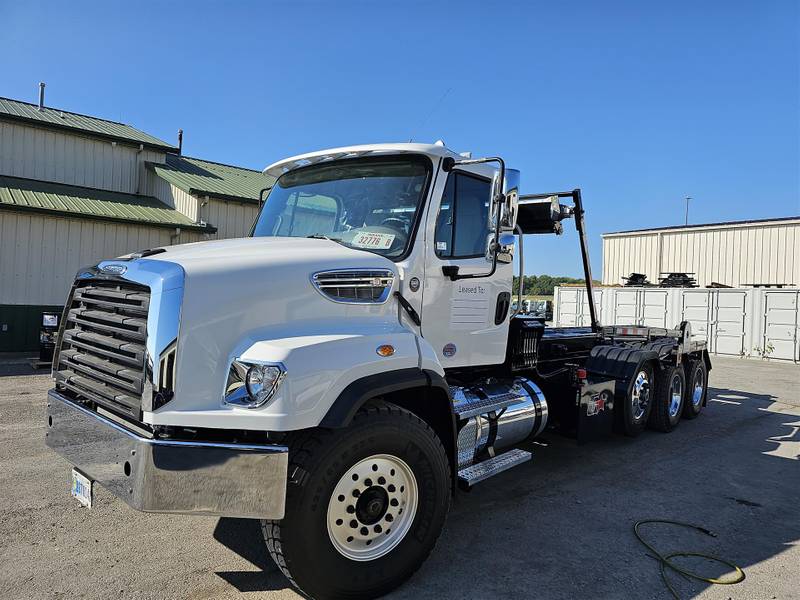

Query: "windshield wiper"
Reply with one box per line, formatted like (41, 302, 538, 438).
(307, 234, 347, 246)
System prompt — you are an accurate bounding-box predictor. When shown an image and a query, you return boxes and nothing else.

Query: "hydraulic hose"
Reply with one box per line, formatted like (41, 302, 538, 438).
(633, 519, 745, 599)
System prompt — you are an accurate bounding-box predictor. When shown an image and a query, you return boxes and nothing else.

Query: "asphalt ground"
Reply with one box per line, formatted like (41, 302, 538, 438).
(1, 356, 798, 600)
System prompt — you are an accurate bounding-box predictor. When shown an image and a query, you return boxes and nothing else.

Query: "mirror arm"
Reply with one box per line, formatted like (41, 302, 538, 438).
(510, 224, 524, 317)
(445, 156, 506, 282)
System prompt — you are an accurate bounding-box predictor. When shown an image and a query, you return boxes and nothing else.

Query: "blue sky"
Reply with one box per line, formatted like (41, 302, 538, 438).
(2, 0, 798, 277)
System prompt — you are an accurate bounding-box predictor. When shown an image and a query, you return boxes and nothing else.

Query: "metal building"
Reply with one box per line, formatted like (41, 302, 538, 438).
(602, 217, 800, 288)
(0, 90, 274, 351)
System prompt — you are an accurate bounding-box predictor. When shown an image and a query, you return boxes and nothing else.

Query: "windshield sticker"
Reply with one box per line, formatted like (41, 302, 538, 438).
(352, 232, 395, 250)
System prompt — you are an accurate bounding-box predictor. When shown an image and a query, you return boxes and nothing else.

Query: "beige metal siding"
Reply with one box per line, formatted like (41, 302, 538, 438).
(0, 121, 164, 194)
(0, 211, 204, 305)
(144, 168, 258, 239)
(602, 220, 800, 287)
(146, 177, 199, 221)
(201, 198, 258, 239)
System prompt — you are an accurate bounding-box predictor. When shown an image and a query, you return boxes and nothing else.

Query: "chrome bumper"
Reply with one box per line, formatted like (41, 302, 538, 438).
(45, 390, 288, 519)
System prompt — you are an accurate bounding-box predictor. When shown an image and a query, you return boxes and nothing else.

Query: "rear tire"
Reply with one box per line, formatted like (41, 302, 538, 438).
(682, 358, 707, 419)
(622, 362, 655, 437)
(649, 364, 686, 432)
(262, 402, 451, 600)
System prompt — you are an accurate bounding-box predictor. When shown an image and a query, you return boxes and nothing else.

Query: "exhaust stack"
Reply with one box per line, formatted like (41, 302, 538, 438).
(38, 82, 45, 111)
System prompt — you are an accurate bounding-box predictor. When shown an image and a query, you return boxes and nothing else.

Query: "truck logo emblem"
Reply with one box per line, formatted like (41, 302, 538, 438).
(101, 264, 127, 275)
(442, 343, 457, 358)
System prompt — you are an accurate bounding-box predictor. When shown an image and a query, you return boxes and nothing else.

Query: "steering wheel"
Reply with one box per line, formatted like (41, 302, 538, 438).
(380, 217, 407, 232)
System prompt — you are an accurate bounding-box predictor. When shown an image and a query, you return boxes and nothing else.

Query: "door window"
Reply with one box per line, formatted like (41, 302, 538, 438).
(434, 172, 491, 258)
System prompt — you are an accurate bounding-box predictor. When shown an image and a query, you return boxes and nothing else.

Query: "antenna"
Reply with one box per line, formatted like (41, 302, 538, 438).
(409, 87, 452, 142)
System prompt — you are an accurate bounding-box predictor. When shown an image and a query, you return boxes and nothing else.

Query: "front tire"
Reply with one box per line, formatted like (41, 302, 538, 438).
(262, 402, 451, 600)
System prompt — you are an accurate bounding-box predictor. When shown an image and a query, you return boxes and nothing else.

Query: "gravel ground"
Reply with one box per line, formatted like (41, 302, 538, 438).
(0, 356, 798, 600)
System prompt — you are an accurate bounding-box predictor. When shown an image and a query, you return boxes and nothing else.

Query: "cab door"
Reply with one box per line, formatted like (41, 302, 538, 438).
(419, 167, 514, 368)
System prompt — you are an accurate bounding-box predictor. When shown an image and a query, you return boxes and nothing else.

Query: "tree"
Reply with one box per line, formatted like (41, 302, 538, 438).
(512, 274, 601, 297)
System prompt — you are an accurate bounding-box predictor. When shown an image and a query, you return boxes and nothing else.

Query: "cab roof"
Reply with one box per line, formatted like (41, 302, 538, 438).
(263, 143, 462, 178)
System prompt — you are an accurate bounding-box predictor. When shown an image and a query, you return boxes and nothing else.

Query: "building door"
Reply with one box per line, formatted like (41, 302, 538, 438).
(762, 290, 799, 362)
(712, 291, 748, 356)
(681, 290, 713, 344)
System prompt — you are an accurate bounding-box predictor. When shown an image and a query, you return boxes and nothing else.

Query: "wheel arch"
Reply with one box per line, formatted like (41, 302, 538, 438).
(586, 345, 662, 392)
(319, 368, 457, 479)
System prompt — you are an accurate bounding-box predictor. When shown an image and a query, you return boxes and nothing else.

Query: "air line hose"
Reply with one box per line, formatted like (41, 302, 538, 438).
(633, 519, 746, 599)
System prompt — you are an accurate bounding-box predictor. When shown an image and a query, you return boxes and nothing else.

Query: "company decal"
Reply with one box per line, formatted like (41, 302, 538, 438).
(586, 392, 608, 417)
(442, 343, 457, 358)
(352, 231, 395, 250)
(100, 264, 127, 275)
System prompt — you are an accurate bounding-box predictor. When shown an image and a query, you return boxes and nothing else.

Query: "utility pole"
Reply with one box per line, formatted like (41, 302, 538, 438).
(684, 196, 692, 225)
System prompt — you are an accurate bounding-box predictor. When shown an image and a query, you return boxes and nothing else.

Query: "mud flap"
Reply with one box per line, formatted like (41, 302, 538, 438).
(576, 377, 616, 445)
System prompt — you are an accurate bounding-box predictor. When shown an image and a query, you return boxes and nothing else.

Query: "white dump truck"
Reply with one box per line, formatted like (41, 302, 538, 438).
(46, 143, 710, 599)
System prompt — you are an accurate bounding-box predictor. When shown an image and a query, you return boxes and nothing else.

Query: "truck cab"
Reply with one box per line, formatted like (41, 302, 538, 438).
(46, 142, 711, 600)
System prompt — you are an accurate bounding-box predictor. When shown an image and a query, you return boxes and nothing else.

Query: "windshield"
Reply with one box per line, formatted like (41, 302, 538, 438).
(252, 156, 430, 259)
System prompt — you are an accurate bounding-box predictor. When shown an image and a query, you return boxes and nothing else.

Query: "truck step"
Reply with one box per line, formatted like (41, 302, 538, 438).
(457, 448, 532, 487)
(451, 389, 527, 419)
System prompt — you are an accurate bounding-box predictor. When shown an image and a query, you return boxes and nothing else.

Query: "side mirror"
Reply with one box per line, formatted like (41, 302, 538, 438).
(500, 169, 520, 231)
(487, 168, 520, 232)
(486, 232, 515, 263)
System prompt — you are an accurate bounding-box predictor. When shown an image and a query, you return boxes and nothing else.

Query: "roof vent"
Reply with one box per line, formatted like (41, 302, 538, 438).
(312, 269, 395, 304)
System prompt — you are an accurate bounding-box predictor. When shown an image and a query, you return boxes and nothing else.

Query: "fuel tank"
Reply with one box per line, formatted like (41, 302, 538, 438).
(452, 378, 548, 470)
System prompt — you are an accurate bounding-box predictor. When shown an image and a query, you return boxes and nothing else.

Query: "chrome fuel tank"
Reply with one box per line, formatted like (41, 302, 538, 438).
(453, 378, 548, 469)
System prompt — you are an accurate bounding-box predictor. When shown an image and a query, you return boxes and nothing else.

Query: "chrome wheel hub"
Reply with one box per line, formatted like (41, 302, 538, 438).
(631, 370, 651, 420)
(326, 454, 418, 561)
(669, 374, 684, 417)
(692, 370, 705, 407)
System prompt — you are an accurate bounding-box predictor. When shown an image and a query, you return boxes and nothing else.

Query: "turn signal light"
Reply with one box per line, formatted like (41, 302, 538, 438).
(376, 345, 395, 357)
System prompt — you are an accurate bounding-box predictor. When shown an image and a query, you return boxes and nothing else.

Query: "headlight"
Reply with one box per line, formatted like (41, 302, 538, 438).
(224, 360, 286, 408)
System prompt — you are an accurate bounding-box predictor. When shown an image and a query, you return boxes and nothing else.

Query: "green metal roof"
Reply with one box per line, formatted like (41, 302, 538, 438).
(149, 154, 276, 203)
(0, 175, 215, 232)
(0, 96, 178, 152)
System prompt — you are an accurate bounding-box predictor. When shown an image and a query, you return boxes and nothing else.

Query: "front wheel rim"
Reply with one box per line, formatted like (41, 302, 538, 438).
(326, 454, 418, 561)
(669, 374, 684, 417)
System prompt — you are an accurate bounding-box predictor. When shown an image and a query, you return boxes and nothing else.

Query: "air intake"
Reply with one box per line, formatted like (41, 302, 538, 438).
(312, 269, 394, 304)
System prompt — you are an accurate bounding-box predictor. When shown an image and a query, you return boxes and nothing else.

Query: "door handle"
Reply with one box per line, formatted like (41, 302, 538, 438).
(495, 292, 511, 325)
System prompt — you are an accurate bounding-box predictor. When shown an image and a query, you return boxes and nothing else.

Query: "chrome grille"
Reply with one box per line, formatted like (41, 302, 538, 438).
(55, 281, 150, 420)
(312, 269, 394, 303)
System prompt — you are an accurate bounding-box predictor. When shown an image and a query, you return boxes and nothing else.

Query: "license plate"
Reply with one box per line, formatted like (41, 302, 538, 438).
(71, 469, 93, 508)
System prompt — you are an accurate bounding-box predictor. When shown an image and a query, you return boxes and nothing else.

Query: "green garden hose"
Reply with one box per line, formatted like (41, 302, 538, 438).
(633, 519, 746, 599)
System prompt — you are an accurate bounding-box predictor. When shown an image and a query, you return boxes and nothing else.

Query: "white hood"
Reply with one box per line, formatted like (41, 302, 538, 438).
(145, 236, 402, 419)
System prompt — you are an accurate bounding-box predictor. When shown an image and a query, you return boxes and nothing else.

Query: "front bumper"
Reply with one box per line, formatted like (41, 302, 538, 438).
(45, 390, 288, 519)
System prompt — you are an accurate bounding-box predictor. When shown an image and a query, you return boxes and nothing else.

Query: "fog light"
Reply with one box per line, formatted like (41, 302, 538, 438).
(246, 364, 283, 402)
(224, 360, 286, 408)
